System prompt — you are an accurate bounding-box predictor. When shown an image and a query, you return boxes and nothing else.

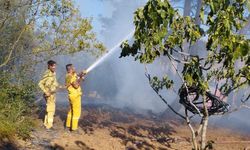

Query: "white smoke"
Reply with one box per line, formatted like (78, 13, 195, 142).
(95, 0, 250, 133)
(94, 0, 180, 112)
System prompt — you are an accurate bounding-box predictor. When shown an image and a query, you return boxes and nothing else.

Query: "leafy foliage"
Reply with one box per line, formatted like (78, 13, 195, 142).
(0, 72, 38, 139)
(32, 0, 105, 56)
(204, 0, 250, 95)
(121, 0, 250, 104)
(0, 0, 106, 68)
(120, 0, 202, 62)
(183, 57, 208, 94)
(149, 76, 173, 92)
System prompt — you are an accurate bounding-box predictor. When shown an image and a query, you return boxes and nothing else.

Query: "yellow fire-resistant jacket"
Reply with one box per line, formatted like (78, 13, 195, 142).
(66, 73, 82, 97)
(38, 69, 59, 94)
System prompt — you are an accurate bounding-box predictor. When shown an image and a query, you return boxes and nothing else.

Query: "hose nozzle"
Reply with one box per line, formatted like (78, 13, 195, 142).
(77, 70, 88, 79)
(82, 70, 88, 76)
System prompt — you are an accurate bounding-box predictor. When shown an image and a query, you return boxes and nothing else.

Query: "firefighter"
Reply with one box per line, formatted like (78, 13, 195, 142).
(38, 60, 59, 130)
(65, 64, 85, 132)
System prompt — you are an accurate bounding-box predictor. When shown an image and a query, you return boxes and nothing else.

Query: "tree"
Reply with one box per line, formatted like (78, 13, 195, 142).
(0, 0, 105, 70)
(120, 0, 250, 149)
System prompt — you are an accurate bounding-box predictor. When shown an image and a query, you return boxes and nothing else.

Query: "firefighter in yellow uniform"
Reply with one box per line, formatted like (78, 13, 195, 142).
(38, 60, 59, 129)
(65, 64, 85, 131)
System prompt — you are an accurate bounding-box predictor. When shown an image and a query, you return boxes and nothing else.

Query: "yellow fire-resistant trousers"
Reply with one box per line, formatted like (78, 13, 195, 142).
(66, 94, 81, 131)
(44, 94, 56, 129)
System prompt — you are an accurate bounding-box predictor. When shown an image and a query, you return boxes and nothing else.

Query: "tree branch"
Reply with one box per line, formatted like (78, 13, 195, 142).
(167, 53, 203, 116)
(144, 72, 186, 119)
(185, 109, 198, 150)
(170, 47, 198, 57)
(168, 52, 189, 64)
(0, 26, 27, 68)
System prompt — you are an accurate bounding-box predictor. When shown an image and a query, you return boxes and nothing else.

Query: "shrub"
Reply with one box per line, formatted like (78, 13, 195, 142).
(0, 74, 37, 139)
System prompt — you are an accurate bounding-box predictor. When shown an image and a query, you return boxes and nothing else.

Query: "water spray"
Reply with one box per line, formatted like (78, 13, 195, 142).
(83, 30, 135, 75)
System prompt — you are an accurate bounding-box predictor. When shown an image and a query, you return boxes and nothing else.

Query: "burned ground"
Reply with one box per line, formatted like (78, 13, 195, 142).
(5, 103, 250, 150)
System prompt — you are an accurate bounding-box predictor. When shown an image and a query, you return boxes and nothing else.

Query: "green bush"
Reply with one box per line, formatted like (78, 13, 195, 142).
(0, 74, 37, 139)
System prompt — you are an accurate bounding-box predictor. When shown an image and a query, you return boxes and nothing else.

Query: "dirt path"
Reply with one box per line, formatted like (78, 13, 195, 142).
(15, 104, 250, 150)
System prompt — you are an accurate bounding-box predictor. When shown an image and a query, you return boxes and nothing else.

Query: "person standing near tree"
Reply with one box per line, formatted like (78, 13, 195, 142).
(38, 60, 60, 130)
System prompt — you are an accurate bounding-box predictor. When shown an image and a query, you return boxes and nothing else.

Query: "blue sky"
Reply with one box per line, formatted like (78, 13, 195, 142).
(75, 0, 114, 37)
(74, 0, 184, 40)
(74, 0, 147, 48)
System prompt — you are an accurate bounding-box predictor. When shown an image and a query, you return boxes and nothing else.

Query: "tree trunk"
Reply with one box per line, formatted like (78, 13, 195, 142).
(201, 115, 208, 149)
(196, 117, 204, 136)
(183, 0, 191, 16)
(195, 0, 203, 25)
(201, 96, 209, 150)
(185, 109, 198, 150)
(183, 0, 192, 58)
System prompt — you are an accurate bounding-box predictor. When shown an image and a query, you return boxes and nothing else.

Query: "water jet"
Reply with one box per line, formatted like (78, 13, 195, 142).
(84, 30, 135, 74)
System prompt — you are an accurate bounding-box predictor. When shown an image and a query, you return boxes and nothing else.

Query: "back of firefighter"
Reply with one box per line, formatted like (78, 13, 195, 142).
(65, 64, 84, 131)
(38, 60, 58, 130)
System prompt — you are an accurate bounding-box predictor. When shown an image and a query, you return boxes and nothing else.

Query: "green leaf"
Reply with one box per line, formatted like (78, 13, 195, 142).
(240, 42, 249, 56)
(200, 7, 204, 23)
